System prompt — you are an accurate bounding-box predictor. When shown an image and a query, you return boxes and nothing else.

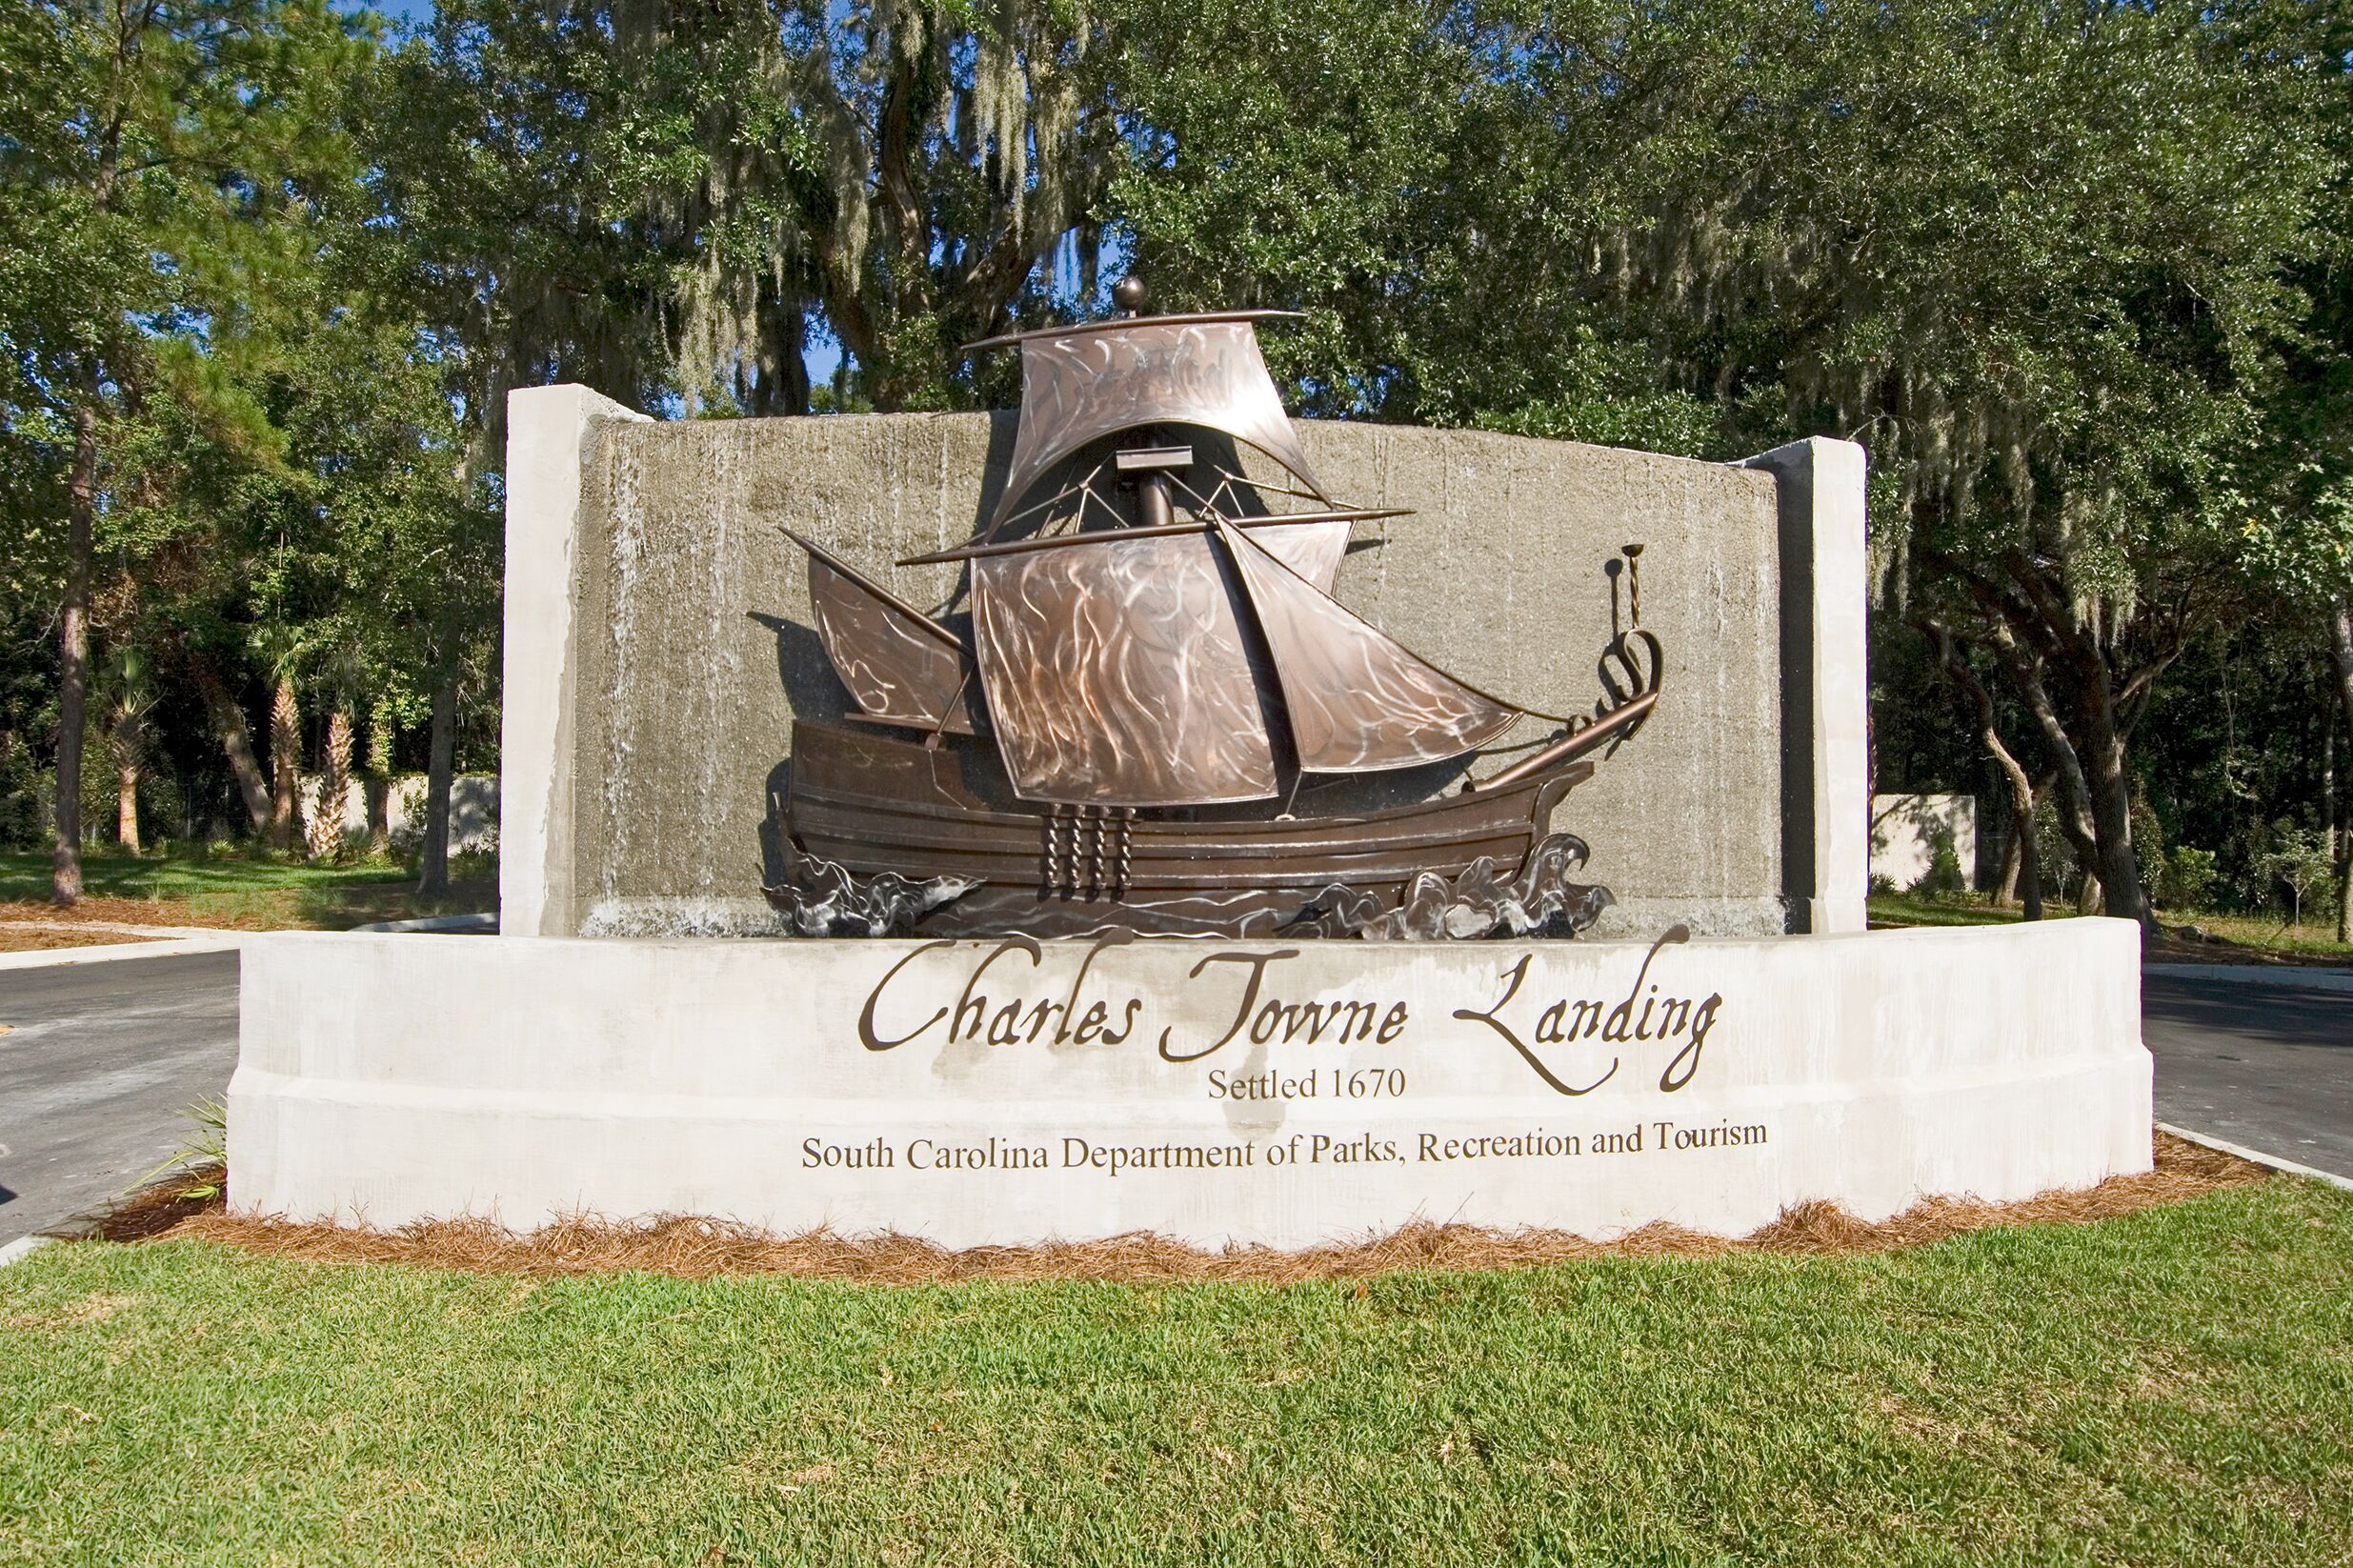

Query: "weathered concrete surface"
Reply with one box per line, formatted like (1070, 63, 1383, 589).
(555, 408, 1790, 939)
(503, 384, 648, 936)
(1741, 437, 1869, 934)
(228, 921, 2150, 1248)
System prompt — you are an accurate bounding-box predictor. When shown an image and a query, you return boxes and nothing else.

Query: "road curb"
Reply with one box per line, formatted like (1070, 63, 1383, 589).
(351, 913, 497, 934)
(0, 935, 244, 972)
(2157, 1121, 2353, 1194)
(2144, 962, 2353, 994)
(0, 1235, 55, 1268)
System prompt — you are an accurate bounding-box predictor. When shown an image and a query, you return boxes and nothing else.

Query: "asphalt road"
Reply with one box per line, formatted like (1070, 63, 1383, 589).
(2144, 972, 2352, 1180)
(0, 951, 240, 1241)
(0, 951, 2343, 1247)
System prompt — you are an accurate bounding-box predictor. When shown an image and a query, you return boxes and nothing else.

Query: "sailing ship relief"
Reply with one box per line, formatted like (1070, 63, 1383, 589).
(771, 280, 1662, 938)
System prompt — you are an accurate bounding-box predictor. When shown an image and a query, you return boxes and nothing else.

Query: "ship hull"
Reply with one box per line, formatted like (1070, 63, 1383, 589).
(782, 719, 1595, 937)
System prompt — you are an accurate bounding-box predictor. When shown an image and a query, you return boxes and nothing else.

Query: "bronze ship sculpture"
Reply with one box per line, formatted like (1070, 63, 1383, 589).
(770, 279, 1662, 939)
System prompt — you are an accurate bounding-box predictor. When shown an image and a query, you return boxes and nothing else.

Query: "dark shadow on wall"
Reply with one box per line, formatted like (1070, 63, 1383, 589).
(749, 611, 838, 895)
(750, 612, 851, 727)
(760, 756, 794, 894)
(972, 408, 1021, 528)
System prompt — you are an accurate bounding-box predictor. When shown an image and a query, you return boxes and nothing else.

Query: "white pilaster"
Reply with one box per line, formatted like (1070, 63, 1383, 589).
(500, 385, 647, 937)
(1738, 437, 1870, 934)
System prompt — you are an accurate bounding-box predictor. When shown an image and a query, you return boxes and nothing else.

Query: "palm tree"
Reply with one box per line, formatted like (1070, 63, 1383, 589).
(102, 646, 158, 854)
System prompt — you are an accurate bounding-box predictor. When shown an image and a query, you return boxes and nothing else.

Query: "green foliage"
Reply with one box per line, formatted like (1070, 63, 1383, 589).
(3, 0, 2349, 887)
(376, 0, 1120, 417)
(2030, 796, 2079, 901)
(133, 1097, 229, 1202)
(2160, 846, 2222, 915)
(1915, 826, 1967, 898)
(1116, 0, 2345, 928)
(2253, 821, 2337, 925)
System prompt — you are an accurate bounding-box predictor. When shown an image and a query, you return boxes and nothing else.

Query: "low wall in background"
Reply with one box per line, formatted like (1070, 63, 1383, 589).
(500, 389, 1869, 944)
(295, 774, 498, 855)
(1871, 793, 1979, 893)
(230, 921, 2150, 1248)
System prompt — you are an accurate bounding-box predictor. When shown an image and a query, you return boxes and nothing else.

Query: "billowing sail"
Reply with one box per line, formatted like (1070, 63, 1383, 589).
(795, 533, 979, 735)
(1215, 520, 1525, 773)
(990, 318, 1327, 533)
(1246, 517, 1349, 595)
(971, 531, 1279, 806)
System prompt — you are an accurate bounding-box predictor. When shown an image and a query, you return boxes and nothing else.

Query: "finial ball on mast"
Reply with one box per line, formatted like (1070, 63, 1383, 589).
(1111, 275, 1147, 315)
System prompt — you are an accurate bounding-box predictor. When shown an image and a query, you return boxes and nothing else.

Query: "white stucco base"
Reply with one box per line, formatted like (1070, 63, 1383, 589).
(229, 921, 2149, 1249)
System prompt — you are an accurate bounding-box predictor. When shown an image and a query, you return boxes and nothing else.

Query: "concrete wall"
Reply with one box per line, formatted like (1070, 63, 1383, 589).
(1871, 794, 1979, 893)
(505, 391, 1866, 940)
(296, 774, 498, 855)
(229, 921, 2151, 1247)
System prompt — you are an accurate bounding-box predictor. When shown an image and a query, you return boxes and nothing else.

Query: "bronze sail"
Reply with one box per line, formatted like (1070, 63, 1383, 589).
(984, 318, 1329, 535)
(1245, 517, 1349, 594)
(1214, 518, 1527, 772)
(791, 529, 979, 735)
(969, 531, 1280, 805)
(773, 276, 1662, 939)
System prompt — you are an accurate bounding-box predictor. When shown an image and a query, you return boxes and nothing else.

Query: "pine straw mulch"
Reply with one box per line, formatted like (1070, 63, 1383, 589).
(0, 896, 280, 931)
(67, 1132, 2274, 1287)
(0, 925, 159, 952)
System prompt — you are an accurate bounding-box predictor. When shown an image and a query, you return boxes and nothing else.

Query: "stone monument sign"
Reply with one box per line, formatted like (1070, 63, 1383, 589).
(227, 287, 2143, 1250)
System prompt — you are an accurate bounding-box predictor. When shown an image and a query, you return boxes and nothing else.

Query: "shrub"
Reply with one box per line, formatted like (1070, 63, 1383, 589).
(2160, 845, 2220, 913)
(1914, 823, 1967, 896)
(2252, 823, 2334, 927)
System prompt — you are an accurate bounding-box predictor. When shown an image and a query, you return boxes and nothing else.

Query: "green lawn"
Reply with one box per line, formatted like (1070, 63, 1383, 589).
(1869, 890, 2353, 961)
(0, 849, 487, 929)
(1869, 890, 2032, 930)
(4, 1179, 2349, 1565)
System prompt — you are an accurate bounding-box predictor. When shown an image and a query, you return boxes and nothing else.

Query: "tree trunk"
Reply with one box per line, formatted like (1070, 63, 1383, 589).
(1963, 671, 2040, 918)
(1925, 620, 2044, 922)
(268, 675, 301, 852)
(51, 397, 96, 905)
(365, 776, 391, 858)
(2072, 674, 2150, 928)
(111, 712, 142, 854)
(418, 673, 456, 898)
(1987, 630, 2101, 879)
(2011, 782, 2042, 922)
(188, 655, 272, 834)
(365, 707, 393, 857)
(2328, 596, 2353, 944)
(2325, 693, 2338, 871)
(1953, 554, 2168, 932)
(51, 82, 124, 904)
(310, 709, 352, 861)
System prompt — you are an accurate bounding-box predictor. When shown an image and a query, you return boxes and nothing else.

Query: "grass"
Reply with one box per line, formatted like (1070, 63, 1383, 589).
(1869, 889, 2353, 962)
(0, 847, 490, 931)
(4, 1179, 2350, 1565)
(2153, 906, 2353, 959)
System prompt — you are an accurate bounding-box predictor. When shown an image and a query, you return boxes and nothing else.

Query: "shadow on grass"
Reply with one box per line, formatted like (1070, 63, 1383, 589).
(0, 849, 492, 930)
(1867, 892, 2044, 930)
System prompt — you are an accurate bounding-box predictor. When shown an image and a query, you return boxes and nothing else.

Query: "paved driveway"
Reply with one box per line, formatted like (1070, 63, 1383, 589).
(2142, 970, 2352, 1181)
(0, 951, 240, 1241)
